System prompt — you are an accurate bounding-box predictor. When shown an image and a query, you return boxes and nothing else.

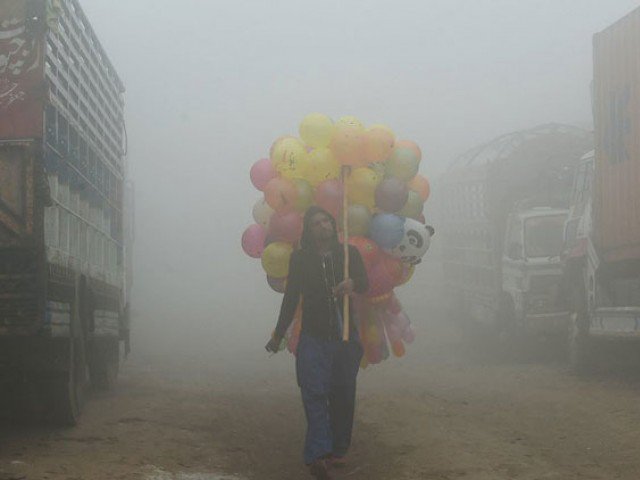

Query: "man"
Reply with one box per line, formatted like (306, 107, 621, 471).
(266, 206, 369, 479)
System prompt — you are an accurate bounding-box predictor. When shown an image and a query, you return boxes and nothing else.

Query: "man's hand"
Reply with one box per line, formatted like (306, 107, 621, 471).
(265, 333, 283, 354)
(333, 278, 354, 297)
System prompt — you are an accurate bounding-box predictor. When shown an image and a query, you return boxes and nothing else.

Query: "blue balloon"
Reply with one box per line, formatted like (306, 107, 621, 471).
(369, 214, 405, 249)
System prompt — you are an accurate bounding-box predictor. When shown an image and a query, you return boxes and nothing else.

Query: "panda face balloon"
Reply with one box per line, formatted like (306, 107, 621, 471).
(390, 218, 435, 265)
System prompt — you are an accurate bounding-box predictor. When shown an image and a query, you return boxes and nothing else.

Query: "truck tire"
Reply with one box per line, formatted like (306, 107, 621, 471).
(49, 336, 86, 426)
(89, 338, 119, 391)
(49, 286, 87, 426)
(568, 282, 594, 373)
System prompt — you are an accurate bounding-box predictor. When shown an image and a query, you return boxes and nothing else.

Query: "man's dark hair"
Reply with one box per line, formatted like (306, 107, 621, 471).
(300, 206, 339, 251)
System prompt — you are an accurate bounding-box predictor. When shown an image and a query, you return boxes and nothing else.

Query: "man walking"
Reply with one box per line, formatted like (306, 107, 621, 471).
(266, 206, 369, 479)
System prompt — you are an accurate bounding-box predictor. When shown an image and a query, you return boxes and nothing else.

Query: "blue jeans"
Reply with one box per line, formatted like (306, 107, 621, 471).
(296, 332, 363, 465)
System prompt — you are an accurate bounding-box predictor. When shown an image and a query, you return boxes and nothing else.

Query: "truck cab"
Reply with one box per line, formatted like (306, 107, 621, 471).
(502, 207, 569, 335)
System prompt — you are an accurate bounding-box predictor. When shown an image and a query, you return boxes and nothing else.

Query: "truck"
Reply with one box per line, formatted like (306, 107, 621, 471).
(0, 0, 131, 424)
(563, 6, 640, 370)
(440, 124, 592, 344)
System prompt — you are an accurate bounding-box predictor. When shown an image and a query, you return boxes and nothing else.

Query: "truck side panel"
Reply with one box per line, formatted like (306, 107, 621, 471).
(0, 144, 34, 244)
(593, 7, 640, 263)
(0, 0, 45, 140)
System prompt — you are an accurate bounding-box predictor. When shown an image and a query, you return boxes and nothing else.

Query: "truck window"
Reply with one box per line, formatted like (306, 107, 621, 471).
(525, 215, 566, 258)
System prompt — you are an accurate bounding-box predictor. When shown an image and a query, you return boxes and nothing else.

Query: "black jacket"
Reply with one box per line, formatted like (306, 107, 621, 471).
(274, 243, 369, 341)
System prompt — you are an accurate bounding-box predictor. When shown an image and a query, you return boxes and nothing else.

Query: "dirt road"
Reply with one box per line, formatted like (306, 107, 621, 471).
(3, 317, 640, 480)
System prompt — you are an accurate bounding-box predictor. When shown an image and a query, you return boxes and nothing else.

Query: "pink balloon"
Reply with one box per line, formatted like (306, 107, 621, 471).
(314, 179, 344, 219)
(402, 326, 416, 344)
(268, 211, 303, 243)
(389, 311, 411, 332)
(387, 293, 402, 314)
(385, 320, 402, 343)
(241, 224, 266, 258)
(250, 158, 277, 191)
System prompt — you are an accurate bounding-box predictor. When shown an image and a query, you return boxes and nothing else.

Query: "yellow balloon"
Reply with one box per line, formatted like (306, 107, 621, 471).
(261, 242, 293, 278)
(399, 264, 415, 285)
(347, 204, 372, 236)
(306, 148, 341, 186)
(398, 190, 424, 219)
(299, 113, 334, 148)
(271, 137, 309, 180)
(337, 115, 364, 129)
(346, 167, 380, 209)
(368, 324, 381, 344)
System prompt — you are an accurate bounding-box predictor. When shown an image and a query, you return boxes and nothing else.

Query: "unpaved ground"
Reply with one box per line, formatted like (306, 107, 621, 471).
(3, 317, 640, 480)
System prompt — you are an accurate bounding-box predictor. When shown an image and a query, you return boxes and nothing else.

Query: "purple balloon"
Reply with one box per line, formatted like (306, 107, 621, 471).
(375, 178, 409, 213)
(267, 275, 287, 293)
(250, 158, 277, 192)
(241, 224, 266, 258)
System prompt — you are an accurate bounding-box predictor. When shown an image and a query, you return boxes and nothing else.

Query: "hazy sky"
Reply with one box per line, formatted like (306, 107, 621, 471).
(78, 0, 639, 346)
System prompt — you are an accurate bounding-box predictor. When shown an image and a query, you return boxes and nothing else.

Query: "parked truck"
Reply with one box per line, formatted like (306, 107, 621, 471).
(0, 0, 131, 424)
(440, 124, 592, 343)
(563, 6, 640, 370)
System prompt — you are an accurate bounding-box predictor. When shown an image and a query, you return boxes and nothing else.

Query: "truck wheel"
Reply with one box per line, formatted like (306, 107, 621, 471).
(89, 339, 120, 391)
(49, 336, 86, 426)
(49, 287, 87, 426)
(568, 284, 594, 373)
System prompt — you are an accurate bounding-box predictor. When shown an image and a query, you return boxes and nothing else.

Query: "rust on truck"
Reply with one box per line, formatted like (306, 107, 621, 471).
(593, 7, 640, 263)
(0, 0, 46, 139)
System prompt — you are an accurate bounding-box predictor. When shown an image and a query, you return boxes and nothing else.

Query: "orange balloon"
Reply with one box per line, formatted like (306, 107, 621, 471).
(264, 177, 299, 213)
(330, 124, 367, 167)
(408, 174, 431, 202)
(392, 340, 406, 357)
(365, 127, 395, 163)
(395, 140, 422, 163)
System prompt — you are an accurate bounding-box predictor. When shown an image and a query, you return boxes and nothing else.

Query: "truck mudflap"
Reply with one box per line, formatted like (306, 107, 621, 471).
(591, 307, 640, 338)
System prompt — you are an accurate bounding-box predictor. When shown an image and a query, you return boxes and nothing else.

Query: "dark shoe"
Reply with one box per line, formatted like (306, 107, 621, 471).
(309, 459, 332, 479)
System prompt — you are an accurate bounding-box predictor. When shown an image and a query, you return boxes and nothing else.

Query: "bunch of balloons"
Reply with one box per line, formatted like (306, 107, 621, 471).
(241, 113, 433, 366)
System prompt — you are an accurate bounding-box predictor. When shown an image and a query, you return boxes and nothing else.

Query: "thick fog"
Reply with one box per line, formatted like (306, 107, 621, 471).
(79, 0, 639, 359)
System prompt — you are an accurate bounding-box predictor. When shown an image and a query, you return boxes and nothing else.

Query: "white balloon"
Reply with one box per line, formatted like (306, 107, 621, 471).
(252, 198, 275, 229)
(389, 218, 435, 265)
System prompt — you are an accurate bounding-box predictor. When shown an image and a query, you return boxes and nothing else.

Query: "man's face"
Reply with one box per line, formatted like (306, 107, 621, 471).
(310, 212, 335, 243)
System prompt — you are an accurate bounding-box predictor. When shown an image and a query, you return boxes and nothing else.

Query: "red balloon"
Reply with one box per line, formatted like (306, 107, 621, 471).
(250, 158, 277, 191)
(365, 253, 404, 297)
(314, 179, 344, 219)
(349, 236, 381, 266)
(268, 211, 303, 243)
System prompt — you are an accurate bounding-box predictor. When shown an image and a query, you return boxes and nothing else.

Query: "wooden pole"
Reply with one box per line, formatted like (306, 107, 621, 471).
(342, 165, 350, 342)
